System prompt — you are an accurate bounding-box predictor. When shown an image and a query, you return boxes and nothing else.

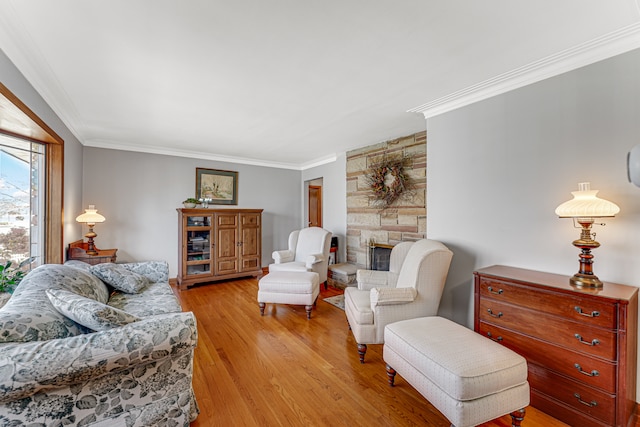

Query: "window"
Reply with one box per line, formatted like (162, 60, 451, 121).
(0, 136, 45, 267)
(0, 82, 64, 264)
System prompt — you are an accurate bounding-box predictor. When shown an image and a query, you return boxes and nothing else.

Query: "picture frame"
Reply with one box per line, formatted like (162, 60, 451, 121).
(195, 168, 238, 205)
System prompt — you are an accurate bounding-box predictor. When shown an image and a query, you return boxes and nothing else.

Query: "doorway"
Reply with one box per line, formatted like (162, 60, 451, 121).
(307, 179, 322, 228)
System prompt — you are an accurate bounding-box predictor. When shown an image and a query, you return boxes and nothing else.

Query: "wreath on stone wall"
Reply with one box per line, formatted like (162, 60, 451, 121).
(365, 154, 413, 209)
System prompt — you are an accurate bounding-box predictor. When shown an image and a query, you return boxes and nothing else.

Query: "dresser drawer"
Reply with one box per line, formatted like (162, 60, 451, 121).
(479, 277, 617, 329)
(478, 298, 617, 360)
(479, 322, 616, 393)
(528, 363, 615, 425)
(531, 389, 612, 427)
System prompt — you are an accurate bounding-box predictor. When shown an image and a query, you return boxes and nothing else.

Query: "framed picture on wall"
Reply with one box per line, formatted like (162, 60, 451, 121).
(196, 168, 238, 205)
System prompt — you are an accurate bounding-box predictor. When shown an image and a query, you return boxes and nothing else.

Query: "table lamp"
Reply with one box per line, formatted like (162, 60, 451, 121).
(555, 182, 619, 288)
(76, 205, 106, 255)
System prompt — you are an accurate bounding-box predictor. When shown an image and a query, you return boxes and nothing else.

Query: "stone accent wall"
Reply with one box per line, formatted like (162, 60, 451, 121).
(346, 131, 426, 268)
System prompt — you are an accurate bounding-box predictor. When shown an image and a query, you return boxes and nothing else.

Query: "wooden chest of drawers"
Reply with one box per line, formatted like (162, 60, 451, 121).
(474, 265, 638, 427)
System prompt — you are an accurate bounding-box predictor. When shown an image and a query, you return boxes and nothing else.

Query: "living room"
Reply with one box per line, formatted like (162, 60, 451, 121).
(2, 2, 640, 426)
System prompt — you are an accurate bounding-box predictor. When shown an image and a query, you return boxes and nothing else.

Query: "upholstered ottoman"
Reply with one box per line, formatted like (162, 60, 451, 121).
(328, 262, 357, 286)
(384, 317, 529, 427)
(258, 271, 320, 319)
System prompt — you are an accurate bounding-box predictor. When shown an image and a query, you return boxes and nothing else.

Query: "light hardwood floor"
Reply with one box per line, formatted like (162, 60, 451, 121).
(173, 277, 569, 427)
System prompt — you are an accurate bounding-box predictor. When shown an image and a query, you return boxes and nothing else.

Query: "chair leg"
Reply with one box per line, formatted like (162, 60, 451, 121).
(305, 305, 312, 319)
(324, 280, 328, 290)
(510, 408, 526, 427)
(357, 343, 367, 364)
(259, 302, 265, 316)
(386, 365, 396, 386)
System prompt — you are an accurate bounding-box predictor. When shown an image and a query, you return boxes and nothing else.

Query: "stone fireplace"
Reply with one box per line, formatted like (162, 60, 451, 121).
(346, 131, 426, 269)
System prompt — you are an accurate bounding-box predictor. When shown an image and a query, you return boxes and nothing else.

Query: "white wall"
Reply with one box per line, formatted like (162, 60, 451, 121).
(82, 147, 303, 276)
(0, 49, 84, 250)
(427, 48, 640, 395)
(302, 153, 348, 264)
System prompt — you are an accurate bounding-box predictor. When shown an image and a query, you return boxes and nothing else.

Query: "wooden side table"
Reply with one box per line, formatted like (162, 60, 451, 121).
(67, 240, 117, 265)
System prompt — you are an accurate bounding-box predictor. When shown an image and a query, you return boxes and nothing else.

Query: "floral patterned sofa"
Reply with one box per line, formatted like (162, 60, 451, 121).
(0, 260, 199, 426)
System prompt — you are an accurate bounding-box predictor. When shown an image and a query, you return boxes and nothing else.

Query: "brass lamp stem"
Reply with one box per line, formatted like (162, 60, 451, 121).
(85, 222, 98, 255)
(571, 218, 602, 288)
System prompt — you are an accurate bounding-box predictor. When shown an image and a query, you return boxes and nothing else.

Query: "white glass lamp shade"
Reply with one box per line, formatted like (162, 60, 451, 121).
(76, 205, 106, 224)
(555, 182, 620, 218)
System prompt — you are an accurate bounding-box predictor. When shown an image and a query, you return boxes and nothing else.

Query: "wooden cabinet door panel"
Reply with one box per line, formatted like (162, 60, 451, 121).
(216, 227, 238, 275)
(241, 212, 260, 227)
(239, 212, 261, 273)
(216, 227, 238, 258)
(241, 225, 259, 258)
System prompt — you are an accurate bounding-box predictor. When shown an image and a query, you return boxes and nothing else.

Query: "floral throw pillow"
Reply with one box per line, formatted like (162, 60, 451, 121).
(46, 288, 141, 331)
(0, 264, 110, 343)
(90, 263, 149, 293)
(63, 259, 93, 272)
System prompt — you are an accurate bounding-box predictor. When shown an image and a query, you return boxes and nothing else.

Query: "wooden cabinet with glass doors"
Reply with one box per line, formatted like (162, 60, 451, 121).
(177, 208, 263, 290)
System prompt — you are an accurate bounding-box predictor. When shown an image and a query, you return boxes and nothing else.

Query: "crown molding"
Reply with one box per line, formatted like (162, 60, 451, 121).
(84, 139, 336, 171)
(408, 21, 640, 119)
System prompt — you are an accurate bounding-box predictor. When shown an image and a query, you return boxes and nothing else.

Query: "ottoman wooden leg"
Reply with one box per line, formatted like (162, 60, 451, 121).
(259, 302, 265, 316)
(510, 408, 526, 426)
(386, 365, 396, 387)
(305, 305, 313, 319)
(357, 343, 367, 364)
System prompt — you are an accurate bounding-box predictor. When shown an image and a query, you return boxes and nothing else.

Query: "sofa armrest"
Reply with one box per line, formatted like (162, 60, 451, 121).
(305, 253, 324, 269)
(272, 250, 294, 264)
(370, 287, 417, 307)
(121, 260, 169, 283)
(356, 270, 398, 290)
(0, 311, 196, 402)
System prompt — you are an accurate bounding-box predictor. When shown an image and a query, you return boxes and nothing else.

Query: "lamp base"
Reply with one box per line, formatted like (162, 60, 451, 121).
(570, 228, 603, 289)
(570, 273, 603, 289)
(85, 228, 98, 256)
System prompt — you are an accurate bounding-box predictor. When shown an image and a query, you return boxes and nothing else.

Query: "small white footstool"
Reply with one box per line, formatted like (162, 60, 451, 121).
(384, 316, 529, 427)
(258, 271, 320, 319)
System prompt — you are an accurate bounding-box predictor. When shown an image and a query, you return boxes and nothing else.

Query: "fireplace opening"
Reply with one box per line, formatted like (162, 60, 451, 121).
(369, 243, 394, 271)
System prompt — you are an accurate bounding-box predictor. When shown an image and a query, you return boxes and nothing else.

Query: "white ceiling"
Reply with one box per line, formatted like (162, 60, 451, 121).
(1, 1, 640, 170)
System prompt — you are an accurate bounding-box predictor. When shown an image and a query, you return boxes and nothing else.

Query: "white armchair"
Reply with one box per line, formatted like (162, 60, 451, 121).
(269, 227, 332, 288)
(344, 239, 453, 363)
(356, 241, 414, 290)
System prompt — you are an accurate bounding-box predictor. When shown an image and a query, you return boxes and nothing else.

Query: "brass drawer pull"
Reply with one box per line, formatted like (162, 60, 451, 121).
(487, 309, 503, 318)
(574, 334, 600, 346)
(574, 306, 600, 318)
(486, 332, 503, 342)
(574, 363, 599, 377)
(574, 393, 597, 407)
(487, 286, 503, 295)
